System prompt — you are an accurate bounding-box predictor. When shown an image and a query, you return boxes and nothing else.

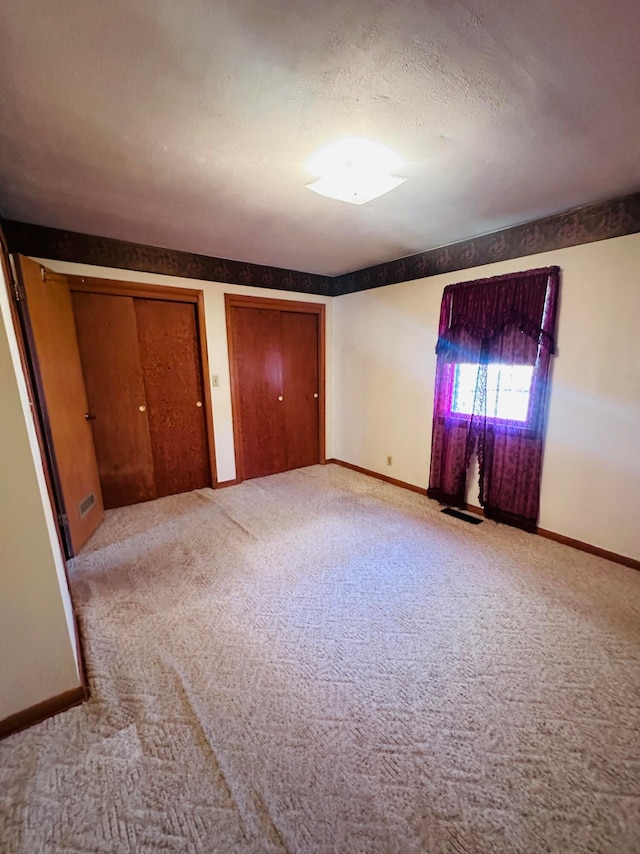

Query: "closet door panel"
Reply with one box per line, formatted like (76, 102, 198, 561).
(134, 299, 210, 497)
(19, 258, 104, 553)
(281, 312, 320, 470)
(230, 307, 287, 480)
(71, 292, 157, 509)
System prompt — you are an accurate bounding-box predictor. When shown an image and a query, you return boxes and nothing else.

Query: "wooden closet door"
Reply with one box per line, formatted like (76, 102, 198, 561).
(134, 300, 210, 497)
(281, 312, 319, 470)
(229, 307, 287, 479)
(18, 257, 104, 554)
(71, 292, 157, 509)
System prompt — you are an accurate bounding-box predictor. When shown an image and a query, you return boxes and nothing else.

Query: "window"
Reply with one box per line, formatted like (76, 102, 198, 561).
(428, 265, 560, 531)
(451, 363, 534, 422)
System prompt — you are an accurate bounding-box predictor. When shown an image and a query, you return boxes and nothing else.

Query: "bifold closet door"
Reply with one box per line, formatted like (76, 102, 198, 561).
(72, 293, 211, 509)
(71, 293, 157, 509)
(134, 299, 210, 498)
(281, 312, 319, 470)
(231, 307, 287, 479)
(229, 305, 320, 480)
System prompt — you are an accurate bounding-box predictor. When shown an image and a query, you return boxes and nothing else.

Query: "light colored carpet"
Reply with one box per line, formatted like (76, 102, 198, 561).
(1, 464, 639, 853)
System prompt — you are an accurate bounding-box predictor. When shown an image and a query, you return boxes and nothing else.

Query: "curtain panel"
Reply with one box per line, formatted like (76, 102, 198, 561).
(428, 266, 560, 531)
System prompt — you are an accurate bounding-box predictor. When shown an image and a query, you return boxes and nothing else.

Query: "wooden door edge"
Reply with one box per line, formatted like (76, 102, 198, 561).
(224, 295, 245, 483)
(2, 253, 63, 530)
(195, 292, 218, 487)
(10, 256, 74, 556)
(317, 304, 327, 464)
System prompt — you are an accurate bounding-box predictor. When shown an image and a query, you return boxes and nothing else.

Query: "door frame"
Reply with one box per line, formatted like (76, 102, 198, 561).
(8, 256, 75, 556)
(54, 272, 219, 490)
(225, 293, 326, 482)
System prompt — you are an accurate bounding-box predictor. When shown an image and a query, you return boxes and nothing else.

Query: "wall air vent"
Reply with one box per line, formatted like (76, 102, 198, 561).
(79, 493, 96, 518)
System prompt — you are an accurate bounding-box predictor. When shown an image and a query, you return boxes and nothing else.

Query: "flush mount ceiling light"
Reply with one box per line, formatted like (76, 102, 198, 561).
(305, 137, 407, 205)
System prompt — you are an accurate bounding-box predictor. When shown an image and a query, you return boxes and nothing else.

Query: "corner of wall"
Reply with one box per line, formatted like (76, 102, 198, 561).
(0, 263, 81, 722)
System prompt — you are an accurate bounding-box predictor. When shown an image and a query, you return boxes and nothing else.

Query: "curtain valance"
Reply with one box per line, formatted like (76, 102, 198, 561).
(435, 267, 559, 362)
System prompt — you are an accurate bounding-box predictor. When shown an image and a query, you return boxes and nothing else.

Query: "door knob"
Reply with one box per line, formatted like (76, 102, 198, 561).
(139, 404, 147, 412)
(196, 401, 203, 407)
(278, 395, 283, 401)
(85, 412, 96, 421)
(313, 393, 318, 398)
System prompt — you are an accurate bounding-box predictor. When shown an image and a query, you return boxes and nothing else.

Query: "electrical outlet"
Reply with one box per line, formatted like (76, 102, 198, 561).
(211, 375, 220, 387)
(387, 455, 392, 466)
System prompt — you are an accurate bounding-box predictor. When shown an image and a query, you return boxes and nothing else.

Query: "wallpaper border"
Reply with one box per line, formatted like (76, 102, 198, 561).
(335, 191, 640, 294)
(3, 191, 639, 298)
(0, 220, 334, 297)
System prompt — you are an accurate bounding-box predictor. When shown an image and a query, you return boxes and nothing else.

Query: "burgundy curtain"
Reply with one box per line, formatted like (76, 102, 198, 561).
(428, 267, 559, 531)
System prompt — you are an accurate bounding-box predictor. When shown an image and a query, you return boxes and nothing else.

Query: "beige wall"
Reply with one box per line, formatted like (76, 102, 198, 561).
(0, 265, 81, 721)
(33, 260, 334, 482)
(334, 233, 640, 561)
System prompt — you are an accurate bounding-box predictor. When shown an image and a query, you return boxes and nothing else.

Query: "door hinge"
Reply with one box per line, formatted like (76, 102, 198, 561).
(57, 513, 69, 526)
(11, 273, 26, 302)
(8, 256, 25, 302)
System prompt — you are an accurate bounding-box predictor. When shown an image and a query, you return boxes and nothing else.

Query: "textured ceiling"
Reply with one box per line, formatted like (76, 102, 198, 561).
(1, 1, 639, 276)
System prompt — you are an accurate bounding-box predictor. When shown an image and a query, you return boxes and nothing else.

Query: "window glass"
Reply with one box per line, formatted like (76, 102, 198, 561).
(451, 364, 533, 422)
